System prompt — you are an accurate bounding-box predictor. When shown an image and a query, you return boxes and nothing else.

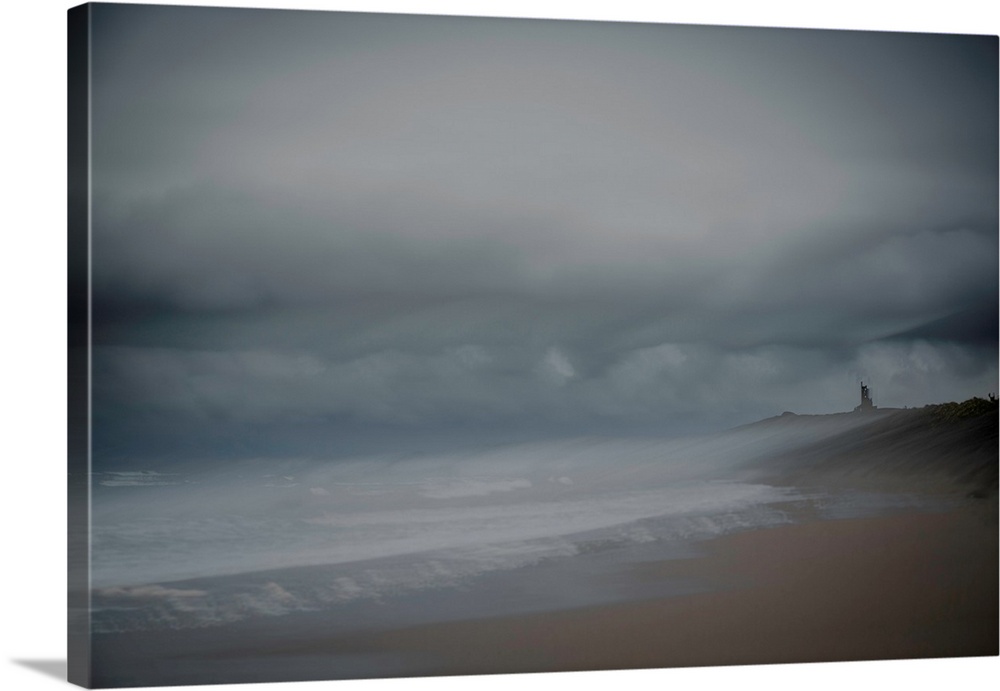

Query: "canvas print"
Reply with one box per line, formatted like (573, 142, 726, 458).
(68, 3, 998, 688)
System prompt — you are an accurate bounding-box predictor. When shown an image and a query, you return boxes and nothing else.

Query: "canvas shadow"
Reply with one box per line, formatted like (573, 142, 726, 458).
(12, 659, 67, 682)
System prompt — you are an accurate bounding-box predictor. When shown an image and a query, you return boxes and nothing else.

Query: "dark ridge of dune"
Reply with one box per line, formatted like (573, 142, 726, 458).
(752, 398, 998, 497)
(731, 408, 897, 441)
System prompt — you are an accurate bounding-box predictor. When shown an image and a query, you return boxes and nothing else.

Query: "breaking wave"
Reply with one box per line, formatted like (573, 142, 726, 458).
(90, 425, 898, 633)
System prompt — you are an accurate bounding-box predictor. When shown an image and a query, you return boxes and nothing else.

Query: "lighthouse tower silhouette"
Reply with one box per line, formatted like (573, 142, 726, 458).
(855, 381, 876, 413)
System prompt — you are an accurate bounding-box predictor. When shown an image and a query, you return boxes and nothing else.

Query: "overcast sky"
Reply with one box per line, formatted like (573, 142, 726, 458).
(86, 4, 998, 464)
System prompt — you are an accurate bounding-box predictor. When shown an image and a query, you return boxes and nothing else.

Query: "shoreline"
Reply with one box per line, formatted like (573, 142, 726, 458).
(312, 501, 998, 677)
(90, 497, 998, 686)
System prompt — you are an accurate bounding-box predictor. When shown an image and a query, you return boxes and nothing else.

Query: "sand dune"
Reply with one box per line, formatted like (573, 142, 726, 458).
(748, 400, 998, 496)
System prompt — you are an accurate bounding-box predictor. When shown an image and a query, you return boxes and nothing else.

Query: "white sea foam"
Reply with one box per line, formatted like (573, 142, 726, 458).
(90, 492, 802, 633)
(419, 477, 533, 499)
(91, 477, 792, 589)
(90, 434, 806, 589)
(90, 430, 897, 632)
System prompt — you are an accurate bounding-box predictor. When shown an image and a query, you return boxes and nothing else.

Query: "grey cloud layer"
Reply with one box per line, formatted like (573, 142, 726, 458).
(88, 6, 998, 462)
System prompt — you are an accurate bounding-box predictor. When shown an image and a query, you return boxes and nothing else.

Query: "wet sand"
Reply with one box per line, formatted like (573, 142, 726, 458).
(329, 503, 998, 676)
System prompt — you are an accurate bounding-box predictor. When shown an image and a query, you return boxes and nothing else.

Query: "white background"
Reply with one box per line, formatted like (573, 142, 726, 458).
(1, 2, 997, 690)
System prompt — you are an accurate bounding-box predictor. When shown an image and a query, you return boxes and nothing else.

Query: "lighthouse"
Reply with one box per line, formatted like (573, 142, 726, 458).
(854, 382, 876, 413)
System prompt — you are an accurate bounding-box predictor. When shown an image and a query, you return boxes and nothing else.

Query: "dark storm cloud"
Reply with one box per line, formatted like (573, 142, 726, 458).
(88, 5, 998, 461)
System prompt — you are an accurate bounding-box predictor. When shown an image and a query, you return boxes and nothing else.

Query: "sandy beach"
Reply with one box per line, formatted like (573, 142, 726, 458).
(292, 502, 997, 677)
